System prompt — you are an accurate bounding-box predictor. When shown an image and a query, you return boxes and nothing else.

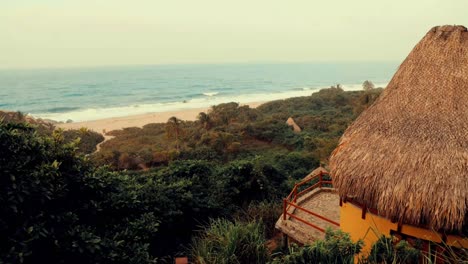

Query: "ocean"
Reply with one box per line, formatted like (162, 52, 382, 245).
(0, 62, 397, 122)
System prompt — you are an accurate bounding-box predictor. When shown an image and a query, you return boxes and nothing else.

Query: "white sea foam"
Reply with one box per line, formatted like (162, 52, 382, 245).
(32, 83, 388, 122)
(202, 92, 219, 96)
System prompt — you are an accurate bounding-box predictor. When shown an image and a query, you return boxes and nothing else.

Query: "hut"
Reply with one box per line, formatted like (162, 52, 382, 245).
(329, 25, 468, 253)
(286, 117, 301, 133)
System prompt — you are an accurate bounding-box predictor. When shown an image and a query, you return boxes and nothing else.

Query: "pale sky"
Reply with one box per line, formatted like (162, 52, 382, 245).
(1, 0, 467, 69)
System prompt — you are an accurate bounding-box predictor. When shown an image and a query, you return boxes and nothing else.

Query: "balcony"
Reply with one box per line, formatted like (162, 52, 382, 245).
(275, 168, 341, 244)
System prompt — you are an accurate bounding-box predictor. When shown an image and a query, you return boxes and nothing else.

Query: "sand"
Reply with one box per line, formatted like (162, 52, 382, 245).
(57, 101, 266, 134)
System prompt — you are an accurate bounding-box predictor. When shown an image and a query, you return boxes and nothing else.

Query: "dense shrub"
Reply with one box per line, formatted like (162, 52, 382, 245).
(190, 219, 269, 264)
(271, 229, 364, 264)
(365, 236, 420, 264)
(363, 236, 468, 264)
(237, 201, 283, 239)
(63, 127, 105, 154)
(94, 88, 383, 169)
(0, 123, 159, 263)
(1, 87, 387, 262)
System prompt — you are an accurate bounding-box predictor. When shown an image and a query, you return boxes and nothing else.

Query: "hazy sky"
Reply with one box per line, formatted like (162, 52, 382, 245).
(1, 0, 467, 69)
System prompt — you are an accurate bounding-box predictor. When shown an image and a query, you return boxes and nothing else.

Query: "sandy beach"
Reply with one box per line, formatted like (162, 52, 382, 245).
(57, 101, 266, 133)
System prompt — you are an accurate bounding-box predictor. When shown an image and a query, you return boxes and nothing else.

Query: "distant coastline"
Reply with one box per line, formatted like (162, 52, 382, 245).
(37, 83, 387, 123)
(56, 101, 266, 134)
(0, 62, 395, 123)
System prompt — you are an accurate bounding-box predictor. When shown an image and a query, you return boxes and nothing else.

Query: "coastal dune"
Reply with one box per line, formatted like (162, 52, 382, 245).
(57, 101, 265, 133)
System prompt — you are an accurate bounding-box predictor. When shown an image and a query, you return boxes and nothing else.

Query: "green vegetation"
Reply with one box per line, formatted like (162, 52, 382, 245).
(362, 80, 375, 91)
(190, 219, 269, 264)
(272, 229, 364, 264)
(2, 88, 467, 263)
(363, 236, 468, 264)
(236, 201, 283, 239)
(62, 127, 105, 154)
(0, 123, 158, 263)
(0, 110, 104, 154)
(365, 236, 420, 264)
(0, 121, 303, 262)
(190, 222, 466, 264)
(4, 87, 468, 264)
(94, 88, 383, 170)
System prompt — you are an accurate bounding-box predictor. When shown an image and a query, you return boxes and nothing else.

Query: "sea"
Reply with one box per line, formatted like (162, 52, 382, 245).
(0, 62, 397, 122)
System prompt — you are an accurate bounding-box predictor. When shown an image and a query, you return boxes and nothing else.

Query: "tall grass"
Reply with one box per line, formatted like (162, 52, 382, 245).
(362, 236, 419, 264)
(271, 229, 364, 264)
(237, 201, 283, 239)
(360, 235, 468, 264)
(190, 218, 269, 264)
(420, 240, 468, 264)
(191, 217, 467, 264)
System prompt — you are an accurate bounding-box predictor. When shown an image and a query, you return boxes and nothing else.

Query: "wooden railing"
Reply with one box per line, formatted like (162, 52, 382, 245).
(283, 171, 339, 233)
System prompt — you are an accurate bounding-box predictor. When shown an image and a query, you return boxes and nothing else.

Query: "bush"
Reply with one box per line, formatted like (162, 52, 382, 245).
(63, 128, 104, 154)
(363, 235, 468, 264)
(237, 201, 283, 239)
(190, 219, 269, 264)
(365, 236, 420, 264)
(271, 229, 363, 264)
(0, 123, 159, 263)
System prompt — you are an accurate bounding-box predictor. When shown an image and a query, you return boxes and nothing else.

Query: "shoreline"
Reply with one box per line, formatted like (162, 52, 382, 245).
(56, 101, 266, 134)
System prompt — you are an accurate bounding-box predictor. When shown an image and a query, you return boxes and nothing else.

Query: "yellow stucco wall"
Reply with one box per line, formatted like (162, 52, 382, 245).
(340, 201, 467, 254)
(447, 235, 468, 248)
(340, 202, 397, 254)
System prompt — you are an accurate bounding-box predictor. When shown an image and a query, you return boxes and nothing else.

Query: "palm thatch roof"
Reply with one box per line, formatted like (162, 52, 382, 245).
(329, 25, 468, 234)
(286, 117, 301, 133)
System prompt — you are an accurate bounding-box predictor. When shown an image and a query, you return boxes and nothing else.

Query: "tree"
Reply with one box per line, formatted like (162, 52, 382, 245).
(209, 102, 239, 125)
(330, 84, 343, 91)
(213, 132, 240, 160)
(0, 122, 160, 263)
(197, 112, 212, 130)
(16, 111, 25, 121)
(165, 116, 183, 151)
(362, 80, 375, 91)
(62, 128, 104, 154)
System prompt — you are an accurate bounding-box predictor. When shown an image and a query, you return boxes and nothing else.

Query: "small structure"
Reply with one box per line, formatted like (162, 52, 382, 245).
(286, 117, 301, 133)
(330, 25, 468, 255)
(275, 167, 340, 245)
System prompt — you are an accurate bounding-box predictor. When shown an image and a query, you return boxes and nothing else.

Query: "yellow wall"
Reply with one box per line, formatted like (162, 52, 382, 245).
(340, 202, 397, 254)
(340, 202, 467, 254)
(447, 235, 468, 248)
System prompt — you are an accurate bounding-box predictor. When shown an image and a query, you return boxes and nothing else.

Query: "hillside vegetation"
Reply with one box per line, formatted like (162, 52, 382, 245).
(0, 110, 104, 154)
(88, 87, 384, 256)
(2, 87, 406, 263)
(95, 87, 382, 170)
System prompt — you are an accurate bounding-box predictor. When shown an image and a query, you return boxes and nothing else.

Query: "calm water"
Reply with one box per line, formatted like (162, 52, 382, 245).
(0, 62, 397, 122)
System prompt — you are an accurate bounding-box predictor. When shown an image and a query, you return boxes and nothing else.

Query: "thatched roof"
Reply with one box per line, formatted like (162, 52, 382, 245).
(329, 25, 468, 234)
(286, 117, 301, 133)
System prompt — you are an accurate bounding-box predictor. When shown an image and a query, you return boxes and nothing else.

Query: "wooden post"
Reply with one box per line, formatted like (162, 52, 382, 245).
(283, 199, 287, 220)
(361, 204, 367, 219)
(282, 233, 288, 249)
(318, 171, 323, 188)
(293, 186, 297, 203)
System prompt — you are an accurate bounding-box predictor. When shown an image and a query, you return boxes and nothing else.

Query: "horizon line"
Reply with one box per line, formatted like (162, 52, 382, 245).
(0, 60, 400, 71)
